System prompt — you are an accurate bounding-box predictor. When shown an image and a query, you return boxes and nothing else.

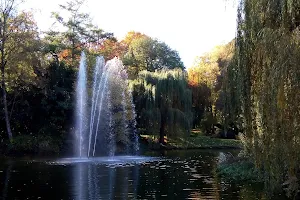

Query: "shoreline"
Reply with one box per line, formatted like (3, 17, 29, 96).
(140, 135, 243, 151)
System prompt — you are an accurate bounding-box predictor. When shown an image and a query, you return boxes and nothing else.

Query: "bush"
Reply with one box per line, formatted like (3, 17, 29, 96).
(217, 158, 262, 182)
(5, 135, 62, 156)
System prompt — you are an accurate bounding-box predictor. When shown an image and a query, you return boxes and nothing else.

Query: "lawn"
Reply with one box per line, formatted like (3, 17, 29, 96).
(140, 130, 242, 150)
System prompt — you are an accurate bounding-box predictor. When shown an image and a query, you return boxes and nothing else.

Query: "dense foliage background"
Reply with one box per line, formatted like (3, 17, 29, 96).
(0, 0, 190, 152)
(0, 0, 299, 197)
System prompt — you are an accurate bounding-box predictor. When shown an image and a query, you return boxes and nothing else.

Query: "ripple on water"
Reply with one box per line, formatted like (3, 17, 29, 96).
(47, 156, 165, 167)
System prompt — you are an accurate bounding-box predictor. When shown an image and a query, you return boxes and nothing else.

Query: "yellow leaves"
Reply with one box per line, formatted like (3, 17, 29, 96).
(121, 31, 147, 46)
(188, 41, 234, 88)
(188, 54, 220, 88)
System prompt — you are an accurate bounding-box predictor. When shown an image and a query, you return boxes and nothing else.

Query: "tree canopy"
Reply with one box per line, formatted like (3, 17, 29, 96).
(46, 0, 114, 66)
(122, 33, 184, 79)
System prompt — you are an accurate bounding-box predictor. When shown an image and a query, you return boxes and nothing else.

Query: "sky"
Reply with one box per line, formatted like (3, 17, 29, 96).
(20, 0, 237, 68)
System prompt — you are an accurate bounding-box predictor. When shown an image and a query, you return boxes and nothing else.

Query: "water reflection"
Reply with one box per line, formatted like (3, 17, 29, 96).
(0, 150, 271, 200)
(1, 162, 12, 200)
(72, 161, 140, 200)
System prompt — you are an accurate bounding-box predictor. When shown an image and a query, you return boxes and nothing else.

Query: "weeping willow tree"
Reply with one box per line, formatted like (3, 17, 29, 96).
(131, 69, 192, 144)
(225, 0, 300, 197)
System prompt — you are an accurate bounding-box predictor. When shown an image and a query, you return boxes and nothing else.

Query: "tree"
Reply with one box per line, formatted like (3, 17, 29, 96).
(0, 10, 47, 141)
(225, 0, 300, 197)
(187, 42, 234, 132)
(48, 0, 114, 66)
(94, 31, 146, 63)
(123, 34, 184, 79)
(0, 0, 23, 141)
(121, 31, 146, 47)
(6, 12, 44, 90)
(131, 69, 192, 144)
(96, 38, 126, 61)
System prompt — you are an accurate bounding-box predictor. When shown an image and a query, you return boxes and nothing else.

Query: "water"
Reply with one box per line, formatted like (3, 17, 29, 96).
(75, 54, 139, 158)
(75, 52, 87, 157)
(88, 56, 105, 158)
(0, 150, 271, 200)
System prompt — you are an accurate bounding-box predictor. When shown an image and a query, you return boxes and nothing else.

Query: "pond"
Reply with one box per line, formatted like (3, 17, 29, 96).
(0, 150, 267, 200)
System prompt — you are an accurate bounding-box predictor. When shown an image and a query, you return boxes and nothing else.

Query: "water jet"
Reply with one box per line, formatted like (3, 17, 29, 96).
(74, 52, 139, 158)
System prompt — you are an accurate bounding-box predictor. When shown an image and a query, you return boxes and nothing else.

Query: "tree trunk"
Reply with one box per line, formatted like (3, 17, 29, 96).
(1, 70, 12, 141)
(1, 13, 12, 142)
(159, 118, 166, 145)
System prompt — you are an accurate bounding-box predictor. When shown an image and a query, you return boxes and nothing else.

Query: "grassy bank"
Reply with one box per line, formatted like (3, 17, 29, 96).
(0, 135, 63, 156)
(140, 131, 242, 150)
(217, 158, 262, 182)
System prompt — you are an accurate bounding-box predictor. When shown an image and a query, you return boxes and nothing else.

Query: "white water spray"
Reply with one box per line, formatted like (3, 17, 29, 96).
(75, 54, 139, 157)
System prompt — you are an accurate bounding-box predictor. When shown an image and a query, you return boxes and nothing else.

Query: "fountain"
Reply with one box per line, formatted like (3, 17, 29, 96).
(75, 52, 87, 157)
(75, 52, 139, 158)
